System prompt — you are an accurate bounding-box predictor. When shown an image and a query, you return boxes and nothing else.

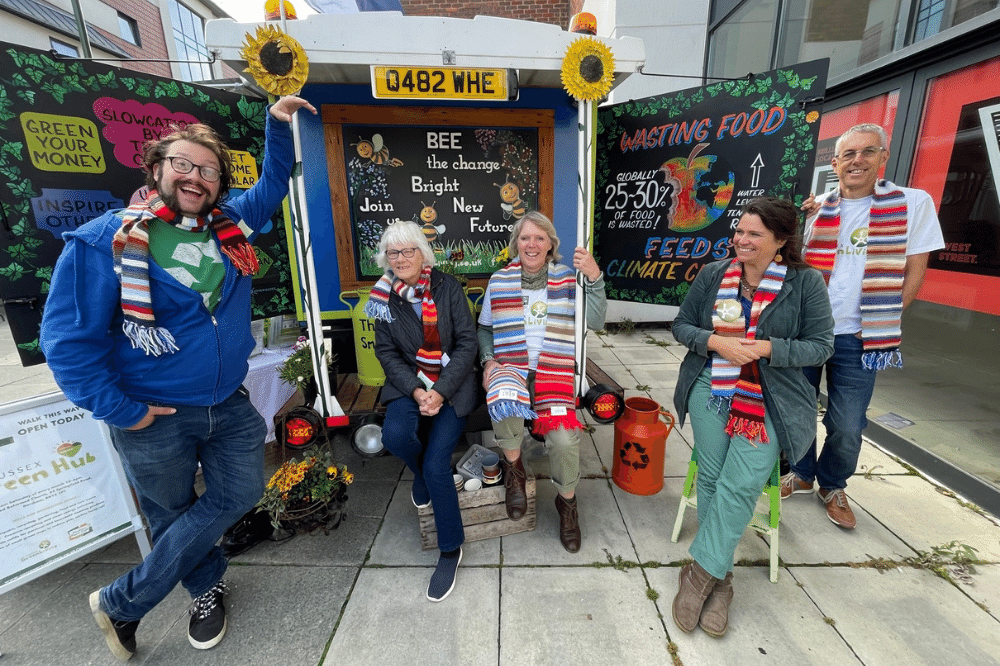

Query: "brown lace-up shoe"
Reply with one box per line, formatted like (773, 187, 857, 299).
(554, 494, 581, 553)
(699, 571, 734, 637)
(502, 456, 527, 520)
(818, 487, 856, 529)
(672, 561, 719, 633)
(779, 472, 813, 499)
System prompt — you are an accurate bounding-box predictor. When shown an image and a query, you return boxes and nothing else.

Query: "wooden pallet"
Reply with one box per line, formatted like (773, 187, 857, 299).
(416, 471, 537, 550)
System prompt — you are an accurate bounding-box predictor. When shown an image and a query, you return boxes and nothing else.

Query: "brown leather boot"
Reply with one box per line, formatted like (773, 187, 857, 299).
(502, 456, 527, 521)
(554, 494, 581, 553)
(672, 561, 719, 633)
(699, 571, 733, 637)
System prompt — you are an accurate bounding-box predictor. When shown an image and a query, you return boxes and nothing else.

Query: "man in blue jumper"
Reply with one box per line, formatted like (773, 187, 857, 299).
(40, 95, 316, 660)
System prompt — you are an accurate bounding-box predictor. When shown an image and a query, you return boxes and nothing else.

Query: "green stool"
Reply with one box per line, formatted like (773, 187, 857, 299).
(670, 447, 782, 582)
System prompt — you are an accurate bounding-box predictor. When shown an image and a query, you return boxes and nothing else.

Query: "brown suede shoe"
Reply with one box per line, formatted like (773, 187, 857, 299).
(502, 456, 527, 521)
(818, 487, 856, 529)
(554, 494, 581, 553)
(672, 562, 718, 633)
(699, 571, 734, 637)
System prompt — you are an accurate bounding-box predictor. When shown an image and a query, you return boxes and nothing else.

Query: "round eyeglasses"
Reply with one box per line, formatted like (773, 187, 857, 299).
(163, 156, 222, 182)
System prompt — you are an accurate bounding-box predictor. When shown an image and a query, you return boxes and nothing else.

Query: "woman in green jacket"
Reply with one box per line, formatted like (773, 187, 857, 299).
(671, 197, 833, 637)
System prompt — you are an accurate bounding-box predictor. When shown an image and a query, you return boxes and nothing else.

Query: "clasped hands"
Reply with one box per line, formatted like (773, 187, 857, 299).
(412, 387, 444, 416)
(708, 334, 772, 366)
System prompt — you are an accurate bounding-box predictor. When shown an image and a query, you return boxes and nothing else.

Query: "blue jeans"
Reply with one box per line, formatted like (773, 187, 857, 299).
(791, 334, 877, 490)
(381, 397, 465, 552)
(102, 387, 266, 622)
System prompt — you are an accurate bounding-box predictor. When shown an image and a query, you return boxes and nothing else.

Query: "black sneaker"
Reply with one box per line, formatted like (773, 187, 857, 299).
(426, 547, 462, 602)
(188, 580, 228, 649)
(89, 589, 139, 661)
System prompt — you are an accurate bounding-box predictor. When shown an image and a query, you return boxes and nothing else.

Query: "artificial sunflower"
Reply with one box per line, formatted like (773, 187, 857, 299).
(240, 24, 309, 96)
(561, 37, 615, 102)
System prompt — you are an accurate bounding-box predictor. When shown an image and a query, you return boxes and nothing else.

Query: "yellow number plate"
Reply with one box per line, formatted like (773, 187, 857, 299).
(371, 66, 516, 101)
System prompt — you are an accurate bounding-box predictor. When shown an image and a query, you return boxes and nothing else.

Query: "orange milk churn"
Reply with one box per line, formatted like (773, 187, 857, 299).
(612, 397, 675, 495)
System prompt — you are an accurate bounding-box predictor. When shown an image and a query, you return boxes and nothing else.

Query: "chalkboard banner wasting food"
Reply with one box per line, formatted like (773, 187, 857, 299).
(593, 58, 828, 305)
(343, 125, 539, 278)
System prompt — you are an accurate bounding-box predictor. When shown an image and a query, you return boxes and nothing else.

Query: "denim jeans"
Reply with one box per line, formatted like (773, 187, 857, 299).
(102, 387, 266, 622)
(381, 397, 466, 552)
(791, 334, 877, 490)
(686, 368, 779, 580)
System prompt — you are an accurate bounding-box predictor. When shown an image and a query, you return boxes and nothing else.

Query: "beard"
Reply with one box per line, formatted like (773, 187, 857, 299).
(156, 173, 216, 217)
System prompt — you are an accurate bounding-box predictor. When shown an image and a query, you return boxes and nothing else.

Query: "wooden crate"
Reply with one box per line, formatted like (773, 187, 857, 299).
(417, 472, 537, 550)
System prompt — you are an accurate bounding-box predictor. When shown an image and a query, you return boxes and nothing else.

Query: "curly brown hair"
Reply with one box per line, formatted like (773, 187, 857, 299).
(142, 123, 235, 199)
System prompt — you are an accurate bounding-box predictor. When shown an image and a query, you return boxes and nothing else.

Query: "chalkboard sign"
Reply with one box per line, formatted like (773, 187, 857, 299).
(593, 59, 829, 305)
(0, 42, 296, 366)
(321, 105, 554, 290)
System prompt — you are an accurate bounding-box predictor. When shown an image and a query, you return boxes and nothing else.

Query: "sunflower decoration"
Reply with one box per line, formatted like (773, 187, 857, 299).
(561, 37, 615, 102)
(240, 24, 309, 96)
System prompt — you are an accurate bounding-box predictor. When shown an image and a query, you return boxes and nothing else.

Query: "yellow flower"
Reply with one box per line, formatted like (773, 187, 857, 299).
(327, 466, 337, 477)
(343, 472, 355, 485)
(561, 37, 615, 102)
(806, 110, 820, 123)
(240, 24, 309, 97)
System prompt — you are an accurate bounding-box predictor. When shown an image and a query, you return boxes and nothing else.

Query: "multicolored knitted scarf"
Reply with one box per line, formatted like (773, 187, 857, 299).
(487, 260, 581, 435)
(804, 179, 907, 370)
(364, 266, 444, 382)
(111, 189, 258, 356)
(710, 259, 787, 444)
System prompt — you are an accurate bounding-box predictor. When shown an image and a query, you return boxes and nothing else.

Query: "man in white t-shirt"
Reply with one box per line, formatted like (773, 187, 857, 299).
(781, 123, 945, 529)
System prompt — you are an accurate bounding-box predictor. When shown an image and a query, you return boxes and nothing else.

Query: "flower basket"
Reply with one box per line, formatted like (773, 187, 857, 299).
(258, 445, 353, 536)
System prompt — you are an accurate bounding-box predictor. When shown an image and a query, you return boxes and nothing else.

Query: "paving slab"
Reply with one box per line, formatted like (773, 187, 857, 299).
(647, 565, 862, 665)
(611, 345, 679, 366)
(500, 567, 671, 666)
(626, 363, 680, 391)
(594, 360, 636, 388)
(323, 567, 498, 666)
(618, 478, 771, 568)
(229, 513, 380, 566)
(0, 561, 86, 635)
(584, 344, 620, 367)
(845, 474, 1000, 560)
(964, 562, 999, 619)
(367, 480, 500, 566)
(791, 566, 1000, 666)
(500, 478, 635, 566)
(599, 331, 656, 347)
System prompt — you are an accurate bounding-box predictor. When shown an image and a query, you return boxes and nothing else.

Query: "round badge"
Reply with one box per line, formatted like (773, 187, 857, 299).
(716, 298, 741, 322)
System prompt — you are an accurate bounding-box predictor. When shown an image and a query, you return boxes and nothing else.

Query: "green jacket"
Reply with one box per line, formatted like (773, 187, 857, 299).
(672, 260, 834, 462)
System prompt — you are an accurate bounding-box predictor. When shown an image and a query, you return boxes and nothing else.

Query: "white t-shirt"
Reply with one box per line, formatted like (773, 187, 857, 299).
(804, 186, 945, 335)
(479, 284, 547, 370)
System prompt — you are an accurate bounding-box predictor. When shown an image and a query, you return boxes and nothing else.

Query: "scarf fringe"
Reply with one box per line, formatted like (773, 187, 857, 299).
(862, 349, 903, 371)
(725, 416, 768, 445)
(707, 395, 733, 414)
(221, 244, 260, 276)
(532, 413, 583, 436)
(488, 401, 537, 422)
(363, 299, 392, 323)
(123, 321, 179, 356)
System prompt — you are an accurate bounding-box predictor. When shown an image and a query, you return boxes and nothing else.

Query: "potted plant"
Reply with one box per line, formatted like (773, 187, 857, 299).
(277, 336, 336, 405)
(257, 444, 354, 534)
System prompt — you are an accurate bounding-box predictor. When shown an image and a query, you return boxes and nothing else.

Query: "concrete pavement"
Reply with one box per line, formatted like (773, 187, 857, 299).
(1, 326, 998, 665)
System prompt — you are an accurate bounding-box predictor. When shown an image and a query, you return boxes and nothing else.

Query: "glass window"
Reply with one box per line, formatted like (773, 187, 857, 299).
(118, 12, 141, 46)
(809, 91, 900, 194)
(49, 38, 78, 57)
(168, 0, 212, 82)
(912, 0, 998, 42)
(707, 0, 778, 80)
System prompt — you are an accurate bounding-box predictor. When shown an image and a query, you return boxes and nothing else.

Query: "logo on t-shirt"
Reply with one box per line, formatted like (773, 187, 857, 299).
(849, 228, 868, 248)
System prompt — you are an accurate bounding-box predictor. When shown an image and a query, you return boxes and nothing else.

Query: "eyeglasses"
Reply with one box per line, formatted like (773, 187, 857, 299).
(163, 156, 222, 182)
(837, 146, 884, 161)
(386, 247, 418, 260)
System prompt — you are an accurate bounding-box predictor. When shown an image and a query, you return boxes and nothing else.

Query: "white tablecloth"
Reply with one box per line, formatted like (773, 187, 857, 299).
(246, 346, 297, 443)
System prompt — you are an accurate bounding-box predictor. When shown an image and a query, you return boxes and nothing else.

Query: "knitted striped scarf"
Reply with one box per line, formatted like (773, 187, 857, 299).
(804, 180, 907, 370)
(364, 266, 443, 382)
(487, 260, 581, 435)
(710, 259, 787, 444)
(111, 189, 258, 356)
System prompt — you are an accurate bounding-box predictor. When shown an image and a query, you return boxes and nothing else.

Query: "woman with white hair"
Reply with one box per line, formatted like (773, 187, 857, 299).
(365, 220, 478, 602)
(478, 211, 606, 553)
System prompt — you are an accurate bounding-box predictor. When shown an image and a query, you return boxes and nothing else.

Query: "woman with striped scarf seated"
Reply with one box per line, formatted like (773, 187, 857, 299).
(670, 197, 833, 637)
(478, 211, 606, 553)
(365, 220, 479, 602)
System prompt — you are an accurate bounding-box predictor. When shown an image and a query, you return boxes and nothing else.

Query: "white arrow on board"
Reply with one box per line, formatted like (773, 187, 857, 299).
(750, 154, 765, 188)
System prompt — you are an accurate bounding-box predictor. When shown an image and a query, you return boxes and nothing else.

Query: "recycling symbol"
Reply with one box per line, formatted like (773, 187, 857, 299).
(619, 441, 650, 470)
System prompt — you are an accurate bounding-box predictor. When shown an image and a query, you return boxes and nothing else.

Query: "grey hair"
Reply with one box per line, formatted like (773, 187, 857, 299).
(374, 220, 436, 271)
(507, 210, 562, 264)
(835, 123, 889, 156)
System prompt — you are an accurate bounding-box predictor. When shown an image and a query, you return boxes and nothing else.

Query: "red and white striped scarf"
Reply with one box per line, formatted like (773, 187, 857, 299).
(804, 180, 907, 370)
(365, 265, 443, 381)
(710, 259, 786, 444)
(111, 189, 257, 356)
